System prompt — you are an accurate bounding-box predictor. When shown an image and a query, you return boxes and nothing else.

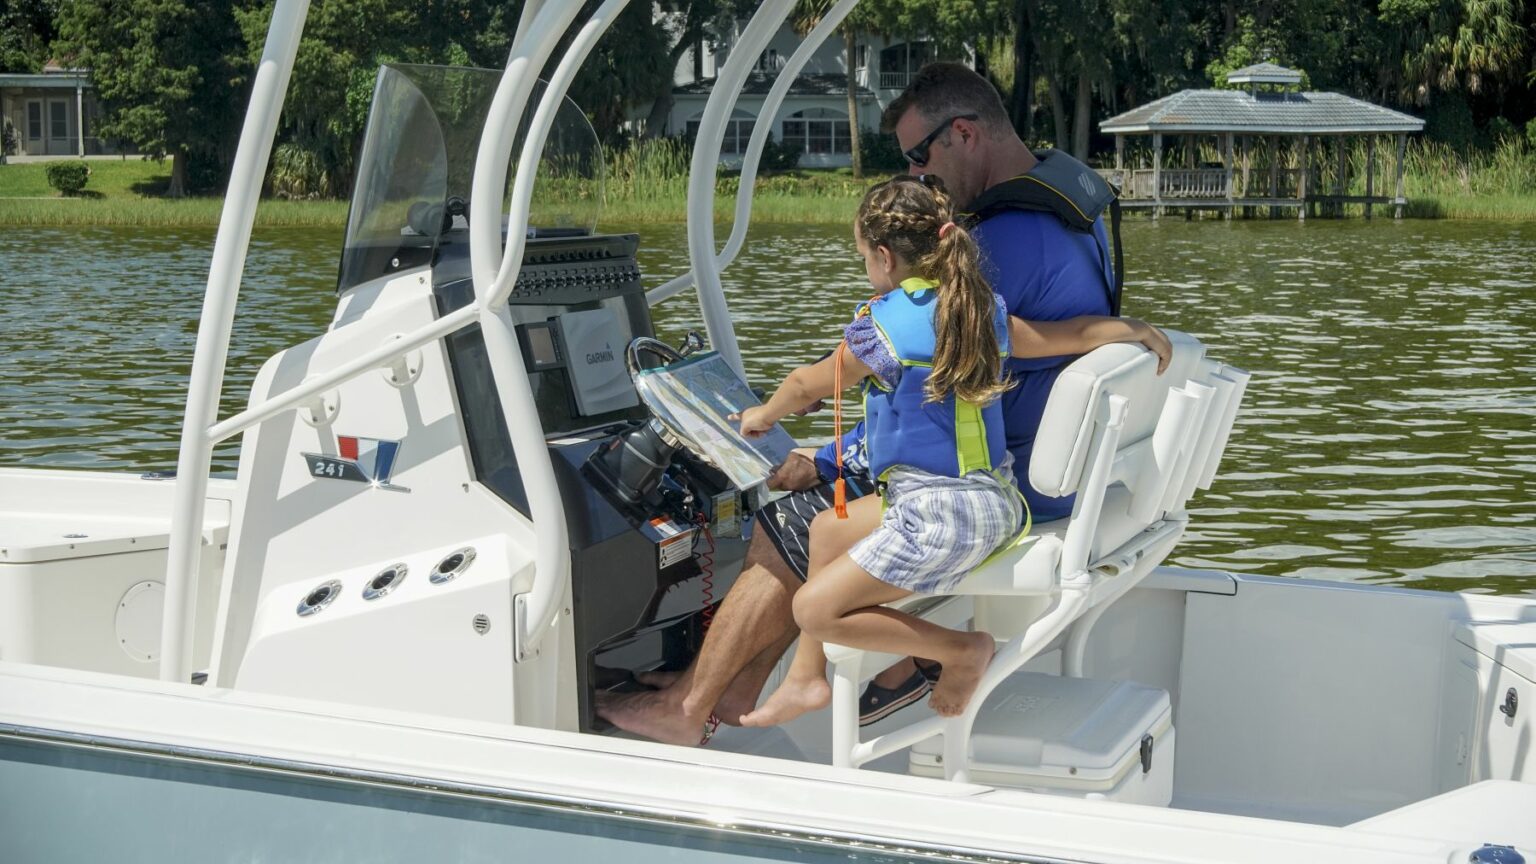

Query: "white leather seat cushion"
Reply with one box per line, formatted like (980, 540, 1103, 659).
(949, 485, 1145, 595)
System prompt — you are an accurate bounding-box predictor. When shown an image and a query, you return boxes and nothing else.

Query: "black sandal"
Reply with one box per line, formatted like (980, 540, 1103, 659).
(914, 659, 943, 684)
(858, 669, 931, 726)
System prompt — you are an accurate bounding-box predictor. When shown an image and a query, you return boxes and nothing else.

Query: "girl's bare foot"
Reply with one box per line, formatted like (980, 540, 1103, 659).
(929, 631, 995, 717)
(738, 676, 831, 727)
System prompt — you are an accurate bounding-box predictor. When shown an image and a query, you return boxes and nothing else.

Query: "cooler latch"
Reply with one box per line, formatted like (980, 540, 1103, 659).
(1498, 687, 1518, 720)
(1140, 733, 1154, 774)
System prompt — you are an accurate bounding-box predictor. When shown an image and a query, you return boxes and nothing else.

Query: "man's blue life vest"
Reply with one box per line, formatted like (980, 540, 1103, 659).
(860, 277, 1011, 482)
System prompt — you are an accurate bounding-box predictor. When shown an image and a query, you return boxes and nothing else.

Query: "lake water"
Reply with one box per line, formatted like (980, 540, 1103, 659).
(1, 218, 1533, 595)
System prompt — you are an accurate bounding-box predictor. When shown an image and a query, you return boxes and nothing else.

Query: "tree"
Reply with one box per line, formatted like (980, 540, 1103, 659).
(564, 0, 676, 145)
(791, 0, 881, 178)
(56, 0, 246, 197)
(642, 2, 727, 139)
(0, 0, 59, 73)
(1020, 0, 1115, 159)
(1381, 0, 1530, 104)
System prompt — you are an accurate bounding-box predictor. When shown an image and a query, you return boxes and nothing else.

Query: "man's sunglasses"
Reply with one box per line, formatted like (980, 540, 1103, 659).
(903, 113, 978, 167)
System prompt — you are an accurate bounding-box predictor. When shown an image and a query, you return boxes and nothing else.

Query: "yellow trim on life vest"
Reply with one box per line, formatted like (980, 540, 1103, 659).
(975, 481, 1036, 570)
(953, 398, 992, 476)
(1015, 174, 1091, 225)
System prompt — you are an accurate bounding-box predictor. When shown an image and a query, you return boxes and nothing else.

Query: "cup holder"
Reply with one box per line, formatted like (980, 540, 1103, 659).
(430, 547, 477, 584)
(362, 563, 408, 601)
(297, 579, 343, 617)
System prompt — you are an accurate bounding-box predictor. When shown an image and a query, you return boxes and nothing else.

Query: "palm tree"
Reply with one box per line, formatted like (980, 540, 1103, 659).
(1387, 0, 1528, 103)
(791, 0, 869, 178)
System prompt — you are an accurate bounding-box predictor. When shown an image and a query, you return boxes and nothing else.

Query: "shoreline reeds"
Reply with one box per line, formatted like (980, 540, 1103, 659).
(2, 135, 1531, 227)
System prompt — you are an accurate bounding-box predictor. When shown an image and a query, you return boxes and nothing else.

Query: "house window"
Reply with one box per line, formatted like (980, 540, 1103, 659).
(49, 100, 68, 140)
(855, 44, 869, 73)
(686, 109, 757, 155)
(782, 108, 851, 155)
(878, 41, 936, 90)
(27, 102, 42, 139)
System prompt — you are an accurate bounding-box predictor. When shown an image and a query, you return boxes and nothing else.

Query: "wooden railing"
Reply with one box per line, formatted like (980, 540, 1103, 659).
(1098, 167, 1326, 200)
(878, 71, 910, 90)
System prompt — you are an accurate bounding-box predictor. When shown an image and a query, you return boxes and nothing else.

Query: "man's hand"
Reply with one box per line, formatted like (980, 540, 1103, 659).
(766, 449, 822, 492)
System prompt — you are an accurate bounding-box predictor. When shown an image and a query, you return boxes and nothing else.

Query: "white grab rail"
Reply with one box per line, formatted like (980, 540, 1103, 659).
(647, 0, 860, 307)
(683, 0, 797, 378)
(469, 0, 634, 663)
(159, 0, 311, 683)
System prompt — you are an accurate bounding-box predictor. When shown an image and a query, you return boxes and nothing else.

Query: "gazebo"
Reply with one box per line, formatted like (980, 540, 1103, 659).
(1098, 63, 1425, 219)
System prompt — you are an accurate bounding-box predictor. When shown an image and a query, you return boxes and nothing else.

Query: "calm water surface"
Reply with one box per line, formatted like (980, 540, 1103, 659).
(1, 218, 1532, 595)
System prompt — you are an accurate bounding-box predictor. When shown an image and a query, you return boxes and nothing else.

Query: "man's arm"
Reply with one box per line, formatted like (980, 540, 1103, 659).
(1009, 315, 1172, 373)
(766, 419, 868, 492)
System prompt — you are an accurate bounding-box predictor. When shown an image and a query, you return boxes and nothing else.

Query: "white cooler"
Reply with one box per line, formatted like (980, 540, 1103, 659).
(910, 672, 1174, 806)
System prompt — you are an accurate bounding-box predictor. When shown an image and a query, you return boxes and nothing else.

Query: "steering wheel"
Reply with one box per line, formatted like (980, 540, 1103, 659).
(591, 335, 702, 505)
(625, 336, 686, 379)
(405, 195, 470, 237)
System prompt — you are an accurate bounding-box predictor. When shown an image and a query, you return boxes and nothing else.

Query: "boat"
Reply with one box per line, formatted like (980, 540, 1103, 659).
(3, 2, 1534, 861)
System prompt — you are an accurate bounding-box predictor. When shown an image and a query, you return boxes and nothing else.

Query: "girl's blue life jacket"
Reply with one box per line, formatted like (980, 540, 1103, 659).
(859, 277, 1011, 482)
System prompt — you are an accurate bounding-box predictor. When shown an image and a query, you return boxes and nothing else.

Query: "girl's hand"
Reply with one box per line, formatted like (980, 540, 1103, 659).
(733, 405, 777, 438)
(1133, 321, 1172, 374)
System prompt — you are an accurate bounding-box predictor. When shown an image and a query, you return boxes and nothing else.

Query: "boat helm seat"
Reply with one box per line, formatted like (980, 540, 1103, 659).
(820, 330, 1250, 781)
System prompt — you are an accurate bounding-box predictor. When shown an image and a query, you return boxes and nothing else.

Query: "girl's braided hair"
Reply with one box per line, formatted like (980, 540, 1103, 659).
(855, 175, 1010, 405)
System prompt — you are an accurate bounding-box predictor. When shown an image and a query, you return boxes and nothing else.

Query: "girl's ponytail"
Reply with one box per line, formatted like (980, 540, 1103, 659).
(924, 215, 1009, 405)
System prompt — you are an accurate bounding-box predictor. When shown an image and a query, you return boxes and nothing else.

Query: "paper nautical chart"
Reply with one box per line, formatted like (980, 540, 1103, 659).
(633, 352, 797, 490)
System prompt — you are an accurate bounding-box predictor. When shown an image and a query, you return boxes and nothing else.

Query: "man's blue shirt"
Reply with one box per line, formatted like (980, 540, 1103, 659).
(979, 211, 1113, 520)
(815, 209, 1113, 522)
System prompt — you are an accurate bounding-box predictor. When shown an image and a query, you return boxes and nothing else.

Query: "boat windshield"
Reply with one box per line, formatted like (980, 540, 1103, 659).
(338, 63, 603, 293)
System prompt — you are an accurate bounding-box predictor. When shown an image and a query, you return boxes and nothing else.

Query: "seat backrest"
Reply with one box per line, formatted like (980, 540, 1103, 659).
(1029, 330, 1207, 500)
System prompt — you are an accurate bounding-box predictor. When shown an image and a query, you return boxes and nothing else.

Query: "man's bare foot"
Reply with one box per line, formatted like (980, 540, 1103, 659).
(594, 688, 708, 746)
(710, 684, 763, 726)
(929, 631, 995, 717)
(738, 676, 831, 727)
(634, 669, 683, 689)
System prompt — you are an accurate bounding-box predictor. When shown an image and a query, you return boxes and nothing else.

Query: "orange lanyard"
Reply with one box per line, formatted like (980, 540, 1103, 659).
(832, 341, 848, 519)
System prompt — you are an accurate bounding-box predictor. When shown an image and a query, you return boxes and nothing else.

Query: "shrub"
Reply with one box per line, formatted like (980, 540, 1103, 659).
(1485, 116, 1517, 145)
(859, 128, 907, 173)
(45, 161, 91, 195)
(269, 142, 334, 199)
(1526, 118, 1536, 150)
(1, 120, 16, 157)
(757, 134, 802, 172)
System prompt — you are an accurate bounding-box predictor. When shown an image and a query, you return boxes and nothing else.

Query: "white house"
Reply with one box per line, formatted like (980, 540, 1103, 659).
(0, 61, 137, 160)
(651, 20, 948, 168)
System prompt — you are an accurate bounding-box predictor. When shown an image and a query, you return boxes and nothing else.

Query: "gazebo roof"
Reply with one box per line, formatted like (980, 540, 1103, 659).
(1226, 62, 1302, 86)
(1100, 89, 1424, 135)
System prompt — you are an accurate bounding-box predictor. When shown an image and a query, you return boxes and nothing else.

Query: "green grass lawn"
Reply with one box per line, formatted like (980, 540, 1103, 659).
(0, 158, 349, 226)
(0, 158, 172, 198)
(5, 155, 1531, 227)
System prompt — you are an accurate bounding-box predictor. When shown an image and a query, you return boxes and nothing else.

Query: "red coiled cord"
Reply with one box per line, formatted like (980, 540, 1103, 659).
(694, 510, 720, 744)
(693, 511, 716, 629)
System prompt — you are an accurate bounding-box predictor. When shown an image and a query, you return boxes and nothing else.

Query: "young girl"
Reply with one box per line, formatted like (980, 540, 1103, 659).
(734, 175, 1030, 724)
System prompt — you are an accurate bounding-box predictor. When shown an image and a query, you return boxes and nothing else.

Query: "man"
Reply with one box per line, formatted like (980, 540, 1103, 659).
(597, 62, 1126, 744)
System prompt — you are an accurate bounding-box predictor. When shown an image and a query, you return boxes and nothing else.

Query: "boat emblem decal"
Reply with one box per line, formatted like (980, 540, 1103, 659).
(302, 435, 410, 492)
